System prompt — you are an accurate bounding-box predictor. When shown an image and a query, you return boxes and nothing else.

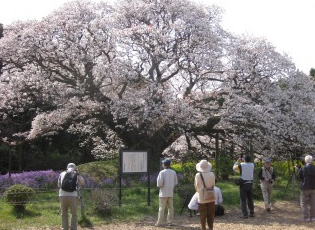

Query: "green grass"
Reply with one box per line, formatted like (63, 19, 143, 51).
(0, 159, 300, 229)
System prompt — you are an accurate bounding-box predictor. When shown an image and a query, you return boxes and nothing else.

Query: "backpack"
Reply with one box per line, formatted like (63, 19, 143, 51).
(61, 171, 78, 192)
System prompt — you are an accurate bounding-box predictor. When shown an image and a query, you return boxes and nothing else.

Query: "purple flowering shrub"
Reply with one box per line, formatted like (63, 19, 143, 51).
(0, 170, 60, 190)
(0, 170, 116, 191)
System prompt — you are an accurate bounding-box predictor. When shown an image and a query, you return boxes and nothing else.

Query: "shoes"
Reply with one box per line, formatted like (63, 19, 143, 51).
(304, 218, 311, 222)
(266, 208, 271, 212)
(240, 216, 248, 219)
(249, 213, 255, 217)
(311, 217, 315, 222)
(155, 223, 164, 227)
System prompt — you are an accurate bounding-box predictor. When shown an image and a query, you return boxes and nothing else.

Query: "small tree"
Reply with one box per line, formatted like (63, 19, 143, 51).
(4, 184, 35, 212)
(310, 68, 315, 78)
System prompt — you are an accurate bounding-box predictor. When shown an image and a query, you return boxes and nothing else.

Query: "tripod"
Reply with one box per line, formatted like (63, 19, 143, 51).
(282, 173, 299, 202)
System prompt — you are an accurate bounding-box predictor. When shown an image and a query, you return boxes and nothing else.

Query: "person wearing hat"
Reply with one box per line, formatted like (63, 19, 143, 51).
(155, 158, 178, 226)
(258, 157, 276, 212)
(194, 159, 215, 230)
(58, 163, 85, 230)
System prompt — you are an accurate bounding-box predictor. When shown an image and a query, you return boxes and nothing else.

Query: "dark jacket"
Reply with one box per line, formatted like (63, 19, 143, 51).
(298, 164, 315, 190)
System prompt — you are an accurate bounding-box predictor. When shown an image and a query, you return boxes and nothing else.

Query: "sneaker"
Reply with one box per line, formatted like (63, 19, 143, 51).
(266, 208, 271, 212)
(240, 215, 248, 219)
(249, 213, 255, 217)
(304, 218, 311, 222)
(155, 223, 164, 227)
(311, 218, 315, 222)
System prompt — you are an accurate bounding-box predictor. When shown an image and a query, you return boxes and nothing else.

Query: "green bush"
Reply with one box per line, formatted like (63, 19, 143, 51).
(4, 184, 35, 212)
(213, 156, 234, 180)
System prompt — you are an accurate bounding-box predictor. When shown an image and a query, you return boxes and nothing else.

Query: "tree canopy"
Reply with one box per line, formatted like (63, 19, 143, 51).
(1, 0, 314, 164)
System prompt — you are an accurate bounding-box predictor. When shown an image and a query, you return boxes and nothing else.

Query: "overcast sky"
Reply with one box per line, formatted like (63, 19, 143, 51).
(1, 0, 314, 74)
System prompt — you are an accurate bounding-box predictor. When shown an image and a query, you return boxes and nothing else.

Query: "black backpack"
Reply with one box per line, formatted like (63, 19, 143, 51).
(61, 171, 78, 192)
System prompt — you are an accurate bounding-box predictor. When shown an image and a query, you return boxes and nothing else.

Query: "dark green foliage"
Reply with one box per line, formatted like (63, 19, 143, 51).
(310, 68, 315, 77)
(4, 184, 35, 212)
(214, 156, 234, 180)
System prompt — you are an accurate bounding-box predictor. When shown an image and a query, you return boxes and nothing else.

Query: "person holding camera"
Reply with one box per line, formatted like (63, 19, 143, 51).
(233, 155, 255, 218)
(258, 157, 276, 212)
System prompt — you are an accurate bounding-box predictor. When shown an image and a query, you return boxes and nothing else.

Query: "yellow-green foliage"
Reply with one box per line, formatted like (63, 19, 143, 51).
(172, 161, 198, 185)
(77, 160, 118, 182)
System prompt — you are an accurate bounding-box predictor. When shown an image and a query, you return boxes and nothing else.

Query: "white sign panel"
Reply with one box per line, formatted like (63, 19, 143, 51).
(122, 151, 148, 173)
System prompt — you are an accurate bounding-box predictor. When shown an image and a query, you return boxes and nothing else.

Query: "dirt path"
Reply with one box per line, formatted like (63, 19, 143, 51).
(94, 201, 315, 230)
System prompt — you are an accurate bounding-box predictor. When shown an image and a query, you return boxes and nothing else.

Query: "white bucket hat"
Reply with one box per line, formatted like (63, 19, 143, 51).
(67, 163, 76, 171)
(196, 159, 212, 172)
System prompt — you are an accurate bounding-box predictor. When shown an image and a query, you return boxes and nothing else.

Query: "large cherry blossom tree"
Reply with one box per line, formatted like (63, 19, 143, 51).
(0, 0, 314, 162)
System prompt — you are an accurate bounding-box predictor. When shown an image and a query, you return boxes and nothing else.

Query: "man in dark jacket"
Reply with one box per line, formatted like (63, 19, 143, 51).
(298, 155, 315, 222)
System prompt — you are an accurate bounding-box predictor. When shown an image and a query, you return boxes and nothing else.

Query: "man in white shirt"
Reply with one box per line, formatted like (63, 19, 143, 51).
(155, 158, 178, 226)
(233, 155, 255, 218)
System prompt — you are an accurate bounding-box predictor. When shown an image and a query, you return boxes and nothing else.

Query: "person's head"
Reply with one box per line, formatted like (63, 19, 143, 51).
(196, 159, 212, 173)
(264, 157, 271, 168)
(67, 163, 76, 171)
(304, 155, 313, 164)
(244, 155, 251, 163)
(162, 158, 171, 168)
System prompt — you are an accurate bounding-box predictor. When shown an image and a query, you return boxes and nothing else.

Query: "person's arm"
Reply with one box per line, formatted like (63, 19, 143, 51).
(194, 173, 202, 192)
(233, 162, 241, 174)
(157, 171, 164, 188)
(57, 174, 62, 188)
(297, 167, 304, 181)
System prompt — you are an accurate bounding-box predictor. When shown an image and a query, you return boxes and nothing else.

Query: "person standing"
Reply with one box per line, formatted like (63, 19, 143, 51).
(155, 158, 178, 226)
(298, 155, 315, 222)
(195, 159, 215, 230)
(258, 157, 276, 212)
(58, 163, 85, 230)
(233, 155, 255, 218)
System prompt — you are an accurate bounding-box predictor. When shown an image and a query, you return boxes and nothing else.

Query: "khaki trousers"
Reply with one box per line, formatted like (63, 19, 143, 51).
(60, 196, 78, 230)
(199, 201, 215, 230)
(261, 181, 273, 209)
(156, 197, 174, 225)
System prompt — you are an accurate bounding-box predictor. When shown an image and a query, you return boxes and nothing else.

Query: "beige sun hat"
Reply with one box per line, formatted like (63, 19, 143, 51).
(196, 159, 212, 173)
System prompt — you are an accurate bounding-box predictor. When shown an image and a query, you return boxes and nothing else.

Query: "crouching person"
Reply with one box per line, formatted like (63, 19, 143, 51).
(58, 163, 85, 230)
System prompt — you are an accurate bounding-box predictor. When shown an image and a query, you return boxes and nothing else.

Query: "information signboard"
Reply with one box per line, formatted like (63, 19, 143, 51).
(121, 150, 148, 173)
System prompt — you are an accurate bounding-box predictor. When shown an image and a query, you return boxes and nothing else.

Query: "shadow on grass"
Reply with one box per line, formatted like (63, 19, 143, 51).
(12, 208, 41, 219)
(79, 216, 94, 228)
